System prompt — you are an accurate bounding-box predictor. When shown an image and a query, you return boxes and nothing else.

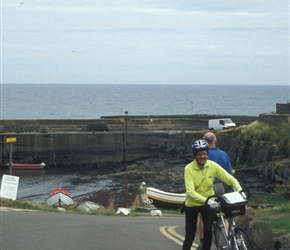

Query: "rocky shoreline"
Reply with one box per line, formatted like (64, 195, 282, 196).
(74, 156, 281, 208)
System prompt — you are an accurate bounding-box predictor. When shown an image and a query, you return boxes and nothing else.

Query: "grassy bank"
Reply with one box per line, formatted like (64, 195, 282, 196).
(238, 119, 290, 148)
(235, 120, 290, 237)
(248, 184, 290, 237)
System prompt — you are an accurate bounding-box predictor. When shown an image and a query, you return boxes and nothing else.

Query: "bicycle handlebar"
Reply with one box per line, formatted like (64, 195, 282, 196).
(242, 190, 251, 199)
(205, 189, 250, 206)
(205, 194, 217, 205)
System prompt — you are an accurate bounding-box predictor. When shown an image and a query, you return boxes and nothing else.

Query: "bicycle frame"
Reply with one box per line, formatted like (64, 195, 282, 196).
(215, 213, 242, 249)
(214, 208, 232, 249)
(207, 191, 254, 250)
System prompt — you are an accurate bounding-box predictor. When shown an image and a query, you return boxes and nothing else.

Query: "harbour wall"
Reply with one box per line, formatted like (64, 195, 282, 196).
(0, 114, 256, 133)
(0, 114, 261, 167)
(0, 132, 168, 167)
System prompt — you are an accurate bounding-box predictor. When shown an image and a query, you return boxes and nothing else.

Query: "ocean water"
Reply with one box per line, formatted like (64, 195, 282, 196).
(0, 84, 289, 119)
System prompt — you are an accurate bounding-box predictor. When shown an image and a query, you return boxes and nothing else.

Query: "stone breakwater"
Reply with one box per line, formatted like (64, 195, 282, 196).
(0, 115, 257, 168)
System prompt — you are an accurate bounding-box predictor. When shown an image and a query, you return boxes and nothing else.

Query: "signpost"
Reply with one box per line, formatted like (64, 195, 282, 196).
(6, 137, 17, 175)
(0, 138, 20, 200)
(6, 137, 17, 143)
(124, 111, 129, 208)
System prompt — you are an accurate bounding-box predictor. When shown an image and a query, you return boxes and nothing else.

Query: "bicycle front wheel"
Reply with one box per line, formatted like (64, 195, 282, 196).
(233, 227, 254, 250)
(213, 221, 229, 250)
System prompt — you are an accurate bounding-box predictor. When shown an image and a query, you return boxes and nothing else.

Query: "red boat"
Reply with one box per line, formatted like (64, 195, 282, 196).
(45, 188, 74, 208)
(5, 162, 46, 170)
(50, 188, 70, 196)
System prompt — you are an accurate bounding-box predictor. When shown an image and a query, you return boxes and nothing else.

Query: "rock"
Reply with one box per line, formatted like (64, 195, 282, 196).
(236, 208, 255, 229)
(236, 208, 274, 250)
(248, 219, 274, 249)
(260, 204, 275, 208)
(274, 233, 290, 250)
(57, 207, 66, 212)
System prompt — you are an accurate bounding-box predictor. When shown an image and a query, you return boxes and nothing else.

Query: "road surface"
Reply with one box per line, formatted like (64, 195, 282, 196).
(0, 208, 204, 250)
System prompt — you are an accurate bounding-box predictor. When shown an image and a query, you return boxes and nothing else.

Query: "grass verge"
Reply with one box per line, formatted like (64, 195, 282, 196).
(248, 188, 290, 237)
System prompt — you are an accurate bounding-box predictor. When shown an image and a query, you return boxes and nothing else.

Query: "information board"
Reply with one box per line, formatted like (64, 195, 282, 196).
(0, 174, 19, 200)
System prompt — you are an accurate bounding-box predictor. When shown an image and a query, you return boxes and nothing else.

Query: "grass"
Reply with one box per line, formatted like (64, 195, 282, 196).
(0, 197, 117, 215)
(248, 185, 290, 237)
(238, 119, 290, 149)
(258, 216, 290, 238)
(232, 120, 290, 237)
(0, 198, 56, 212)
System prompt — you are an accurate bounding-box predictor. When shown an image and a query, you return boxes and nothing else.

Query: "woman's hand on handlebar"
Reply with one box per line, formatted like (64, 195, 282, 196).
(239, 190, 250, 199)
(205, 194, 219, 210)
(207, 199, 218, 209)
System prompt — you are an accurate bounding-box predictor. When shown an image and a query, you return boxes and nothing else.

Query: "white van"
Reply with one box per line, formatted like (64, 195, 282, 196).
(208, 118, 236, 130)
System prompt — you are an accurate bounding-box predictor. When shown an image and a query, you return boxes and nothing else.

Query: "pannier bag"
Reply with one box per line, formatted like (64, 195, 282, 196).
(219, 191, 247, 217)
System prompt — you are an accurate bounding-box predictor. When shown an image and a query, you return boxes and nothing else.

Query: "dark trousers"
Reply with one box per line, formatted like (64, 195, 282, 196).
(182, 205, 216, 250)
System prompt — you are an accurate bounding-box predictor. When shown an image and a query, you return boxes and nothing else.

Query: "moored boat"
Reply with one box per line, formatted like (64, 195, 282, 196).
(146, 187, 185, 210)
(9, 169, 45, 176)
(45, 188, 74, 208)
(5, 162, 46, 170)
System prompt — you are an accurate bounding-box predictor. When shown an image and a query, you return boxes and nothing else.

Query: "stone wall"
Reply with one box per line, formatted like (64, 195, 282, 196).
(6, 115, 289, 168)
(0, 132, 168, 168)
(0, 115, 258, 167)
(276, 103, 290, 114)
(0, 115, 257, 134)
(259, 113, 290, 125)
(101, 114, 257, 131)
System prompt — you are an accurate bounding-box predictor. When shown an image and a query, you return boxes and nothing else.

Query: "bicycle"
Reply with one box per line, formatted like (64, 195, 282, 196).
(206, 191, 254, 250)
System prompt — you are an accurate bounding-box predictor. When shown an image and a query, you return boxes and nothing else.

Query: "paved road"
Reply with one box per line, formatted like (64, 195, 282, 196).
(0, 208, 201, 250)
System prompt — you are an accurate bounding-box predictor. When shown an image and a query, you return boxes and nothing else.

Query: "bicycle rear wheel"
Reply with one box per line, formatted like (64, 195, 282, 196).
(213, 221, 229, 250)
(233, 227, 254, 250)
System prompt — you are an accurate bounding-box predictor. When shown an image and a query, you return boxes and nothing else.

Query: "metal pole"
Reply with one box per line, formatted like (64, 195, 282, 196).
(9, 143, 12, 175)
(125, 111, 129, 208)
(1, 135, 4, 168)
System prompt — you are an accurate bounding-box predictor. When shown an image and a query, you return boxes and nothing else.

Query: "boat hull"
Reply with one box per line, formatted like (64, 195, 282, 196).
(45, 189, 73, 208)
(5, 162, 46, 170)
(76, 201, 101, 212)
(146, 187, 185, 210)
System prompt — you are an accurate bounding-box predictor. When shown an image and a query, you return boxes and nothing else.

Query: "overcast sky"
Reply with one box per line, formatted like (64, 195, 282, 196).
(1, 0, 289, 85)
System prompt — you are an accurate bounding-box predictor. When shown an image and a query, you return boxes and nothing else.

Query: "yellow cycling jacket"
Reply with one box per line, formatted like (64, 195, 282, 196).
(184, 159, 242, 207)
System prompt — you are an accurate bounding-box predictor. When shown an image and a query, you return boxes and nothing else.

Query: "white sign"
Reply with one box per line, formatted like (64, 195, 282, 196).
(0, 174, 19, 200)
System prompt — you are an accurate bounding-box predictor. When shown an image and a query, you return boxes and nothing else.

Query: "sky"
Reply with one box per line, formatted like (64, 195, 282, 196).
(0, 0, 289, 85)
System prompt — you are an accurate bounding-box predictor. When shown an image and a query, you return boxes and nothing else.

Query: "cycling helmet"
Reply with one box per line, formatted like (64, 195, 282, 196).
(191, 139, 209, 156)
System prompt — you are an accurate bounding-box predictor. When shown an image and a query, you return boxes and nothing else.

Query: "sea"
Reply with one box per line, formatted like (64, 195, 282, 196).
(0, 84, 289, 119)
(0, 83, 289, 205)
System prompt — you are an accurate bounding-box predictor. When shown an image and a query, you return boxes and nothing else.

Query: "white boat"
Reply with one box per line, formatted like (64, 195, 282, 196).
(146, 187, 185, 209)
(45, 188, 74, 208)
(76, 201, 101, 212)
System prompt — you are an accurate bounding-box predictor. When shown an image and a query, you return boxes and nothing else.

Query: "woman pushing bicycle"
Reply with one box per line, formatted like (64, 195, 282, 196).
(182, 139, 243, 250)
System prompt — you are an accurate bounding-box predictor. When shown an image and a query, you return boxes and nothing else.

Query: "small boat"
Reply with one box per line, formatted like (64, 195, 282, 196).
(146, 187, 185, 210)
(76, 201, 101, 212)
(5, 162, 46, 170)
(9, 169, 45, 176)
(45, 188, 74, 208)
